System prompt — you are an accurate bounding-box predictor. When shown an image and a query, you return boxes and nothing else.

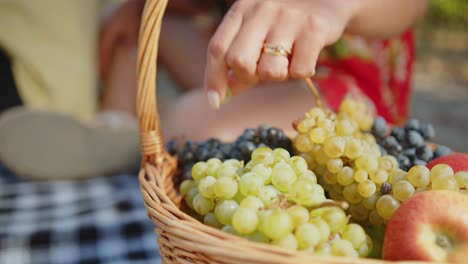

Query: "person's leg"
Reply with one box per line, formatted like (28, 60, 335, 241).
(161, 80, 317, 141)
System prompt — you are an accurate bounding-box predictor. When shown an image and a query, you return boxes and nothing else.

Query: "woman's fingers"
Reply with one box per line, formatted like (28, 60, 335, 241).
(257, 10, 299, 82)
(289, 27, 325, 79)
(226, 1, 274, 85)
(204, 1, 246, 108)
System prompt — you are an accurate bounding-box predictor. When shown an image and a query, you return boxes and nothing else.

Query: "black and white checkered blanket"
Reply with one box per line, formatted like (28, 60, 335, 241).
(0, 165, 161, 264)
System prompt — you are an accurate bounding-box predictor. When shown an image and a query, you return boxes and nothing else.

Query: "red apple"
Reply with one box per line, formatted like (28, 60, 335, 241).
(427, 153, 468, 173)
(383, 190, 468, 262)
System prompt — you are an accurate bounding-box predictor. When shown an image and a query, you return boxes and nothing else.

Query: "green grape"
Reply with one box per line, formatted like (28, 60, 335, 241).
(193, 194, 214, 215)
(307, 107, 326, 120)
(337, 166, 355, 186)
(336, 119, 355, 136)
(358, 235, 373, 257)
(239, 172, 264, 196)
(186, 188, 199, 210)
(204, 212, 223, 229)
(432, 176, 458, 191)
(309, 127, 327, 144)
(273, 148, 291, 163)
(192, 162, 208, 181)
(180, 180, 197, 196)
(295, 134, 314, 153)
(327, 158, 344, 174)
(323, 171, 338, 185)
(454, 171, 468, 188)
(273, 233, 298, 250)
(309, 218, 330, 243)
(251, 147, 274, 165)
(318, 118, 335, 133)
(232, 208, 258, 234)
(297, 117, 315, 133)
(324, 136, 346, 158)
(376, 195, 399, 220)
(233, 191, 246, 204)
(345, 138, 363, 159)
(415, 186, 429, 194)
(221, 225, 239, 235)
(362, 193, 379, 210)
(295, 223, 321, 249)
(299, 153, 316, 170)
(289, 156, 308, 174)
(198, 176, 217, 199)
(287, 206, 310, 227)
(342, 223, 366, 249)
(407, 165, 430, 188)
(271, 162, 297, 192)
(289, 180, 326, 207)
(213, 176, 238, 199)
(331, 239, 359, 257)
(314, 242, 332, 256)
(298, 170, 318, 185)
(245, 231, 269, 243)
(349, 203, 369, 222)
(358, 180, 377, 198)
(206, 158, 222, 176)
(261, 209, 294, 240)
(369, 210, 384, 225)
(257, 209, 273, 234)
(378, 156, 398, 172)
(223, 159, 242, 167)
(216, 163, 238, 178)
(354, 170, 369, 183)
(392, 180, 415, 202)
(343, 183, 362, 204)
(389, 169, 407, 184)
(355, 155, 379, 173)
(215, 200, 239, 225)
(370, 170, 389, 184)
(258, 185, 280, 207)
(430, 164, 454, 182)
(251, 164, 272, 185)
(310, 207, 348, 234)
(240, 196, 264, 211)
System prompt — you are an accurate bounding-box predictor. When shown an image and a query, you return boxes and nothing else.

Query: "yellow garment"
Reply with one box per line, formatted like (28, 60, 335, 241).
(0, 0, 123, 120)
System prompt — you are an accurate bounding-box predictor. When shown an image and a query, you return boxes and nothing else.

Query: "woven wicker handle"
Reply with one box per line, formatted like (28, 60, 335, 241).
(137, 0, 168, 165)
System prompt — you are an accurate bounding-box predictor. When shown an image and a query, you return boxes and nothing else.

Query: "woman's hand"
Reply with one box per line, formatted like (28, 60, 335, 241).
(204, 0, 361, 108)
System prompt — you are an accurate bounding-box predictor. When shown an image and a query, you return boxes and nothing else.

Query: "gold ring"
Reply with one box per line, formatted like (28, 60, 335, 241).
(263, 43, 291, 57)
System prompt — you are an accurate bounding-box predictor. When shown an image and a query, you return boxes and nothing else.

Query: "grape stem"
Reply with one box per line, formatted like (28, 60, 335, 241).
(304, 77, 324, 109)
(309, 200, 349, 210)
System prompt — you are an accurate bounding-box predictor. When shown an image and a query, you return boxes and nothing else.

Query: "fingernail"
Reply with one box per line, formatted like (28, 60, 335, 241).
(222, 86, 232, 105)
(207, 90, 220, 109)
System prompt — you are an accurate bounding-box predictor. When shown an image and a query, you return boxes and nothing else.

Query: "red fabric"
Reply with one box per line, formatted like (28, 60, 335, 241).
(314, 31, 415, 125)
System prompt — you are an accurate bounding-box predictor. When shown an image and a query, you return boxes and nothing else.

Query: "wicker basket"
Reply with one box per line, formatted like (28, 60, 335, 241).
(136, 1, 431, 263)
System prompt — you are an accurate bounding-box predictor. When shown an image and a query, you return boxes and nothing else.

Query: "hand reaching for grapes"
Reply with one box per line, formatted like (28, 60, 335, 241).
(203, 0, 427, 109)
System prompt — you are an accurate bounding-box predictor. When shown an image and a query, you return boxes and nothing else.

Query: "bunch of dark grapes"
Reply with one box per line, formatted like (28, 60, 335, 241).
(166, 125, 293, 181)
(371, 117, 452, 171)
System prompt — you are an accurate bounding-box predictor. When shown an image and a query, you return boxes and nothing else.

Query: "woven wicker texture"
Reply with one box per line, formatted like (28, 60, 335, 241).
(136, 0, 435, 263)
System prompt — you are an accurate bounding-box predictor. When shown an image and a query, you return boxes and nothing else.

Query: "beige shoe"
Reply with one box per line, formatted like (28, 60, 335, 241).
(0, 107, 140, 180)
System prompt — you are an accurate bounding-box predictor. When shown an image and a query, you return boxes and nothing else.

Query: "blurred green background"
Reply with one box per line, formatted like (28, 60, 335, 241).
(412, 0, 468, 152)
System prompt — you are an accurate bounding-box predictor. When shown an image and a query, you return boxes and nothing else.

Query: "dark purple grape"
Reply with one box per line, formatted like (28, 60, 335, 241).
(372, 117, 388, 139)
(206, 138, 221, 148)
(241, 128, 257, 142)
(383, 136, 402, 152)
(238, 141, 256, 157)
(406, 130, 424, 148)
(404, 118, 420, 132)
(415, 145, 433, 162)
(413, 159, 427, 166)
(433, 145, 452, 159)
(196, 147, 210, 161)
(166, 140, 178, 155)
(397, 155, 411, 171)
(419, 123, 435, 140)
(390, 127, 406, 142)
(380, 182, 392, 195)
(184, 140, 197, 151)
(379, 146, 388, 156)
(219, 143, 232, 156)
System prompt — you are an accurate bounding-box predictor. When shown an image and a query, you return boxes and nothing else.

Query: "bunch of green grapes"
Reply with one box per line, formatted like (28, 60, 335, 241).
(181, 147, 372, 257)
(293, 98, 468, 225)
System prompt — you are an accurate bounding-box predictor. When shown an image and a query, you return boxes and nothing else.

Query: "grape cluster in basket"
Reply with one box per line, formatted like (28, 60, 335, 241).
(371, 116, 452, 171)
(293, 98, 467, 225)
(166, 125, 293, 181)
(181, 148, 372, 257)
